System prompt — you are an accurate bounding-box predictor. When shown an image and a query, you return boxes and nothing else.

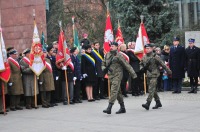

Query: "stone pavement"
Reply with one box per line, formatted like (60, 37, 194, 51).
(0, 91, 200, 132)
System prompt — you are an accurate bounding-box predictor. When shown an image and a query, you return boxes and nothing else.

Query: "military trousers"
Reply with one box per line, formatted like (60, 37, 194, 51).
(109, 78, 124, 104)
(41, 91, 51, 106)
(146, 78, 160, 102)
(10, 95, 21, 109)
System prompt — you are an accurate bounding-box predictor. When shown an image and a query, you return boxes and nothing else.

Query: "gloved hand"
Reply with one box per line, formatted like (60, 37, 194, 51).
(82, 74, 88, 78)
(56, 76, 59, 80)
(8, 83, 13, 86)
(39, 82, 43, 85)
(73, 77, 77, 81)
(62, 66, 67, 70)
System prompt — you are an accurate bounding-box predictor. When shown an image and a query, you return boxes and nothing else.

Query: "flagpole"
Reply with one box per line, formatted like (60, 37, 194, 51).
(140, 15, 147, 95)
(2, 82, 6, 115)
(59, 21, 70, 105)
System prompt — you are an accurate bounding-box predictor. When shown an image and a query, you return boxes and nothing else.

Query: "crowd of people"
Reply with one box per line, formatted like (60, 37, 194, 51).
(0, 34, 199, 115)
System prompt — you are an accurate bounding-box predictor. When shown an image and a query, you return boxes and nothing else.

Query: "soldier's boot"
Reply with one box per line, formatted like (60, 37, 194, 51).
(103, 103, 113, 114)
(116, 102, 126, 114)
(188, 86, 194, 93)
(152, 100, 162, 109)
(194, 86, 197, 94)
(142, 101, 151, 110)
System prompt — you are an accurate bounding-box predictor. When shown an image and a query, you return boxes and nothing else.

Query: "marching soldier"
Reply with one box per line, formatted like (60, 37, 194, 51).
(39, 49, 55, 108)
(8, 49, 24, 111)
(185, 38, 200, 93)
(19, 49, 39, 109)
(140, 44, 172, 110)
(102, 42, 137, 114)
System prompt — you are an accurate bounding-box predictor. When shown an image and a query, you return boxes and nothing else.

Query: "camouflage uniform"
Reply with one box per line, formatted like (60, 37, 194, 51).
(102, 50, 137, 104)
(140, 52, 171, 109)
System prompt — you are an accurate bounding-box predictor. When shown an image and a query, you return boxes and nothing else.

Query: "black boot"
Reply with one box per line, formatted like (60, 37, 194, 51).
(188, 86, 194, 93)
(103, 103, 113, 114)
(152, 100, 162, 109)
(142, 101, 151, 110)
(116, 102, 126, 114)
(194, 86, 197, 94)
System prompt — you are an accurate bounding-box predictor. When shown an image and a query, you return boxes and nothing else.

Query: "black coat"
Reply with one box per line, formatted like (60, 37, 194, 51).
(127, 50, 140, 72)
(92, 49, 104, 77)
(185, 46, 200, 77)
(59, 66, 74, 82)
(161, 50, 169, 62)
(81, 52, 97, 86)
(46, 55, 59, 80)
(169, 45, 186, 79)
(71, 54, 82, 80)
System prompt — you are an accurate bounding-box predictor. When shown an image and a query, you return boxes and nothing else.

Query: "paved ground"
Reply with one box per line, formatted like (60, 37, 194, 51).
(0, 91, 200, 132)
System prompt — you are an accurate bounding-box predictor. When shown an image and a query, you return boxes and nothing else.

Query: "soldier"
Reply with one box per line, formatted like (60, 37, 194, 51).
(39, 49, 55, 108)
(20, 49, 39, 109)
(0, 80, 8, 114)
(140, 44, 172, 110)
(102, 42, 137, 114)
(185, 38, 200, 93)
(8, 49, 24, 111)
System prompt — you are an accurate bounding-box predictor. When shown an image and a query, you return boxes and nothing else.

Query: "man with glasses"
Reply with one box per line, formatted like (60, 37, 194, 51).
(185, 38, 200, 93)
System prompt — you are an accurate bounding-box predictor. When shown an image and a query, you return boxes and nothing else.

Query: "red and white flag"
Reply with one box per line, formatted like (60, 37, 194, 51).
(103, 13, 114, 54)
(134, 23, 150, 60)
(0, 27, 11, 82)
(56, 31, 74, 71)
(29, 21, 46, 76)
(115, 20, 124, 48)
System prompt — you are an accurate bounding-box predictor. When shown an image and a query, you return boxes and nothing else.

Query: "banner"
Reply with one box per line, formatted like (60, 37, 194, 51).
(115, 20, 124, 48)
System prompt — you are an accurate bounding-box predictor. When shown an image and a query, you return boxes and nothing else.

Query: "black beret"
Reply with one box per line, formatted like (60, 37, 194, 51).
(144, 43, 154, 48)
(47, 45, 53, 52)
(110, 42, 118, 46)
(173, 37, 180, 41)
(70, 47, 77, 53)
(7, 47, 14, 52)
(23, 48, 31, 55)
(9, 49, 18, 55)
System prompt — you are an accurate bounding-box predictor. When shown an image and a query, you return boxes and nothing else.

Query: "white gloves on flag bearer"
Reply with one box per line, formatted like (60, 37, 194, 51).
(73, 77, 77, 81)
(82, 74, 88, 78)
(8, 83, 13, 86)
(39, 82, 43, 85)
(62, 66, 67, 70)
(56, 76, 59, 80)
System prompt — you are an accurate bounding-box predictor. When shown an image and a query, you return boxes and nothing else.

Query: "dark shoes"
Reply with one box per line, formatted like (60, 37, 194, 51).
(100, 96, 106, 99)
(26, 106, 32, 109)
(10, 108, 16, 111)
(42, 105, 49, 108)
(172, 91, 181, 94)
(132, 93, 139, 96)
(88, 99, 95, 102)
(152, 100, 162, 109)
(103, 103, 113, 114)
(142, 101, 151, 110)
(16, 106, 23, 110)
(74, 99, 82, 103)
(124, 94, 128, 98)
(70, 101, 75, 104)
(63, 101, 68, 105)
(116, 102, 126, 114)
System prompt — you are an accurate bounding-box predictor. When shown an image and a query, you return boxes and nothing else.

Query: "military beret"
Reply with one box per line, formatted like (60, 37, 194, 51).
(173, 37, 180, 41)
(188, 38, 195, 43)
(23, 48, 31, 55)
(6, 47, 14, 52)
(84, 44, 91, 50)
(70, 47, 77, 53)
(47, 45, 53, 52)
(144, 43, 153, 48)
(9, 49, 18, 55)
(110, 42, 118, 47)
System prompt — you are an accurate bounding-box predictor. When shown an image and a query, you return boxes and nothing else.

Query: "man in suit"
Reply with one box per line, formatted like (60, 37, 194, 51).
(169, 37, 186, 94)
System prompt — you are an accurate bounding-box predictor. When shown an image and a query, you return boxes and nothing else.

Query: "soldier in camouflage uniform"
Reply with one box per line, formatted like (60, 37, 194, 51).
(102, 42, 137, 114)
(140, 44, 172, 110)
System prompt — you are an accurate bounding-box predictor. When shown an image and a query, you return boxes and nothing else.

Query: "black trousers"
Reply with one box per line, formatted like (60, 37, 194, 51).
(189, 77, 198, 87)
(156, 72, 163, 91)
(41, 91, 51, 106)
(10, 95, 21, 109)
(172, 78, 182, 92)
(121, 74, 129, 96)
(94, 77, 104, 98)
(51, 80, 61, 103)
(74, 80, 81, 100)
(132, 72, 143, 94)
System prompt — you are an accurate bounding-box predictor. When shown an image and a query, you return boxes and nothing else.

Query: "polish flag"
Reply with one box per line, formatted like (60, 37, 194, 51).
(115, 20, 124, 48)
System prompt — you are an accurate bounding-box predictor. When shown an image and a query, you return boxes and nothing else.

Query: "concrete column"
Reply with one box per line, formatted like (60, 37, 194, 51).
(194, 2, 198, 25)
(178, 1, 183, 29)
(183, 3, 189, 28)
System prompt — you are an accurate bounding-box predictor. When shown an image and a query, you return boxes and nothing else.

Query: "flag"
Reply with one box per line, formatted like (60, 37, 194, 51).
(56, 31, 74, 70)
(103, 13, 114, 54)
(0, 27, 11, 82)
(72, 16, 81, 51)
(41, 31, 47, 50)
(29, 21, 46, 76)
(115, 20, 124, 48)
(134, 23, 150, 60)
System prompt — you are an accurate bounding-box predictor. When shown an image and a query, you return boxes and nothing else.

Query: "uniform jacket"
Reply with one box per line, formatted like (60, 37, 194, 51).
(169, 45, 186, 78)
(102, 50, 137, 81)
(19, 57, 39, 96)
(39, 58, 55, 91)
(71, 54, 82, 80)
(46, 55, 59, 80)
(140, 52, 171, 78)
(8, 57, 24, 95)
(185, 46, 200, 77)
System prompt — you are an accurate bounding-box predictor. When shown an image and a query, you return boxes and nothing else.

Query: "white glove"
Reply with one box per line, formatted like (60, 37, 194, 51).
(8, 83, 13, 86)
(39, 82, 43, 85)
(82, 74, 88, 78)
(73, 77, 77, 81)
(56, 76, 59, 80)
(62, 66, 67, 70)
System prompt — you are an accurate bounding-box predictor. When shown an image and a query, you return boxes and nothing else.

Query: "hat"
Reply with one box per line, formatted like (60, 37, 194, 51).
(188, 38, 195, 43)
(173, 37, 180, 41)
(84, 44, 91, 50)
(110, 42, 118, 47)
(9, 49, 18, 55)
(7, 47, 14, 52)
(47, 45, 53, 52)
(70, 47, 77, 53)
(23, 48, 31, 55)
(144, 43, 154, 48)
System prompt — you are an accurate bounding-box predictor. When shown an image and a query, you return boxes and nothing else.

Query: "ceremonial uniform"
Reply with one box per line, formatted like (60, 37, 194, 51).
(102, 42, 137, 114)
(39, 58, 55, 107)
(0, 80, 7, 114)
